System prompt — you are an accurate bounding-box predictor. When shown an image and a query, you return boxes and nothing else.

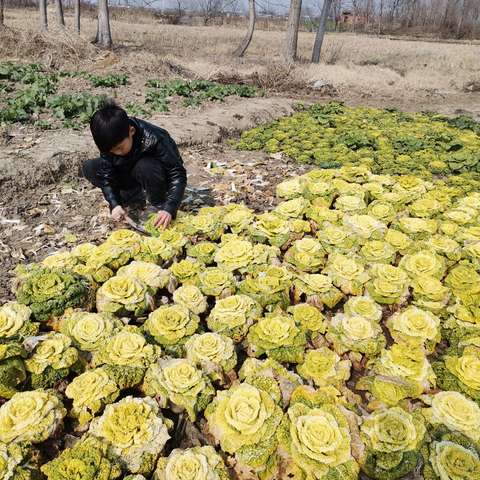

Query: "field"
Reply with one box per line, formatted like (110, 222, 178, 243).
(1, 5, 480, 480)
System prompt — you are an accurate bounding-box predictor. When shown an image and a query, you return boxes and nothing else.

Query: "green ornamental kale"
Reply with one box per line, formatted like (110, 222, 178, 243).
(15, 267, 90, 322)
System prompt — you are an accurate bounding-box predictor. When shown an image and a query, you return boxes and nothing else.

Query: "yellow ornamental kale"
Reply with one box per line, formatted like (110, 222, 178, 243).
(238, 265, 291, 309)
(0, 389, 66, 444)
(387, 306, 441, 352)
(154, 446, 230, 480)
(368, 200, 397, 223)
(344, 295, 382, 322)
(42, 251, 79, 270)
(435, 346, 480, 404)
(374, 343, 436, 395)
(411, 276, 450, 314)
(185, 332, 237, 378)
(274, 197, 310, 219)
(316, 222, 357, 254)
(73, 263, 114, 286)
(306, 205, 341, 226)
(222, 204, 255, 234)
(71, 242, 98, 263)
(284, 238, 325, 272)
(0, 302, 38, 342)
(246, 311, 307, 363)
(422, 391, 480, 442)
(445, 264, 480, 306)
(249, 212, 291, 247)
(428, 440, 480, 480)
(214, 238, 254, 271)
(104, 229, 142, 257)
(92, 328, 161, 389)
(360, 240, 396, 264)
(360, 407, 425, 480)
(366, 264, 409, 305)
(88, 396, 172, 475)
(428, 235, 461, 263)
(143, 358, 214, 421)
(158, 228, 188, 254)
(59, 310, 123, 352)
(304, 178, 335, 203)
(396, 217, 438, 240)
(293, 272, 344, 308)
(197, 267, 235, 297)
(297, 347, 351, 388)
(0, 441, 37, 480)
(186, 241, 218, 265)
(444, 206, 478, 226)
(276, 176, 306, 199)
(172, 285, 207, 315)
(276, 390, 359, 480)
(356, 375, 419, 408)
(287, 303, 326, 334)
(334, 194, 367, 214)
(65, 368, 120, 426)
(207, 294, 261, 342)
(169, 259, 202, 285)
(86, 244, 132, 272)
(41, 436, 122, 480)
(144, 305, 199, 354)
(25, 332, 79, 389)
(175, 213, 224, 241)
(324, 253, 369, 296)
(204, 382, 283, 474)
(0, 347, 27, 399)
(327, 313, 386, 358)
(384, 228, 413, 255)
(399, 251, 446, 279)
(116, 261, 170, 291)
(15, 267, 90, 323)
(343, 214, 388, 243)
(134, 236, 175, 264)
(96, 276, 154, 317)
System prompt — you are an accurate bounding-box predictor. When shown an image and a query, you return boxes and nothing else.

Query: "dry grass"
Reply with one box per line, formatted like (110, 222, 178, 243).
(1, 6, 480, 100)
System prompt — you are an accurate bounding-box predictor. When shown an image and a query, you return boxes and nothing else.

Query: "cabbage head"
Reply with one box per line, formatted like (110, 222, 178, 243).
(246, 311, 307, 363)
(154, 446, 230, 480)
(143, 358, 215, 421)
(327, 313, 386, 357)
(88, 396, 172, 475)
(297, 347, 351, 388)
(16, 267, 90, 322)
(207, 294, 261, 342)
(197, 267, 235, 297)
(96, 276, 154, 317)
(324, 253, 369, 295)
(204, 382, 283, 474)
(65, 367, 120, 426)
(0, 389, 66, 444)
(41, 436, 122, 480)
(0, 302, 37, 342)
(59, 310, 123, 352)
(172, 285, 207, 315)
(284, 238, 325, 272)
(116, 261, 170, 290)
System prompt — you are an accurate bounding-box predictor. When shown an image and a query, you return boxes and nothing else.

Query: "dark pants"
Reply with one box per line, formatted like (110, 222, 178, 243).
(82, 156, 168, 208)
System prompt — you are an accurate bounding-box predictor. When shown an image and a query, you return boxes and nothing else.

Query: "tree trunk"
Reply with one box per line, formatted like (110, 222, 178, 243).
(284, 0, 302, 61)
(233, 0, 256, 57)
(55, 0, 65, 27)
(39, 0, 48, 32)
(0, 0, 4, 28)
(97, 0, 112, 49)
(311, 0, 333, 63)
(74, 0, 81, 34)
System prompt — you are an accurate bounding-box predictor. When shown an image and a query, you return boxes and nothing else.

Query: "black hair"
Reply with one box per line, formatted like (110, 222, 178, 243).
(89, 99, 130, 153)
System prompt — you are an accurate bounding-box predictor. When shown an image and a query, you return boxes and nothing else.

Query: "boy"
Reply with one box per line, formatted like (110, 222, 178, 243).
(83, 100, 187, 229)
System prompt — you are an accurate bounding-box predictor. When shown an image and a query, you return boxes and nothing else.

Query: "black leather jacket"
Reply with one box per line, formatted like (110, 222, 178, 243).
(97, 117, 187, 216)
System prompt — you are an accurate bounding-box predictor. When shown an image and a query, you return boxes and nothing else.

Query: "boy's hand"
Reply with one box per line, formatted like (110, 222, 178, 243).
(154, 210, 172, 229)
(111, 206, 127, 222)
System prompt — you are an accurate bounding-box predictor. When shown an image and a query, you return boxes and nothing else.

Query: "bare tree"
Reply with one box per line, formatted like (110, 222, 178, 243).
(312, 0, 333, 62)
(96, 0, 113, 48)
(39, 0, 48, 31)
(55, 0, 65, 27)
(196, 0, 238, 25)
(233, 0, 255, 57)
(284, 0, 302, 61)
(74, 0, 81, 33)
